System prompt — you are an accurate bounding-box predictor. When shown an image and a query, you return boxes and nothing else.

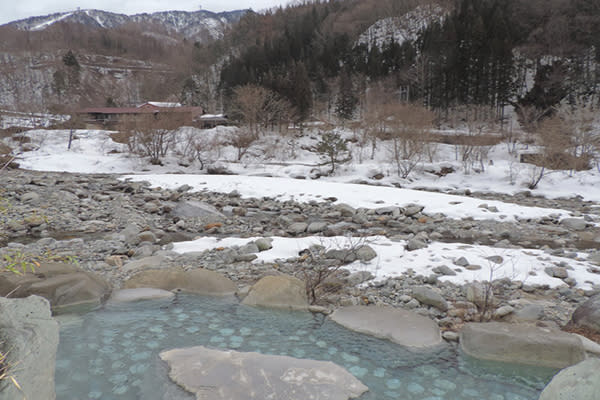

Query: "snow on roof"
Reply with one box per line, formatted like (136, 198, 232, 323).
(199, 114, 226, 119)
(143, 102, 182, 108)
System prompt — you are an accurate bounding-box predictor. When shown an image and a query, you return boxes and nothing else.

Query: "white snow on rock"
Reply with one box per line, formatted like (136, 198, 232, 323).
(171, 235, 600, 291)
(124, 173, 573, 222)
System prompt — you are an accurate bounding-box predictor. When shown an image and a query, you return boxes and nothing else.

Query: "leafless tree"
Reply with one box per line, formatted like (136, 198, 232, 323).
(385, 103, 435, 178)
(231, 84, 294, 138)
(118, 112, 186, 165)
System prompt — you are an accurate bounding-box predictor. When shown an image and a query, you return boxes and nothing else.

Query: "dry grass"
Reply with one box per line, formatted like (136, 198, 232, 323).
(563, 326, 600, 344)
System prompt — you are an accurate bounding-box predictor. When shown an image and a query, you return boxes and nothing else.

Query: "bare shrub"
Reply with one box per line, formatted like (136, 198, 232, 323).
(227, 128, 256, 161)
(117, 112, 186, 165)
(298, 236, 372, 305)
(231, 84, 294, 138)
(385, 103, 434, 178)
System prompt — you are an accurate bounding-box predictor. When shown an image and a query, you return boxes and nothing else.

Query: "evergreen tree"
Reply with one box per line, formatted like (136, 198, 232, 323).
(335, 68, 358, 121)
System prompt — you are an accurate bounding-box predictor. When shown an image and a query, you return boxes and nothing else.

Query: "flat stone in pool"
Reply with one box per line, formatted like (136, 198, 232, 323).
(160, 345, 368, 400)
(330, 305, 443, 348)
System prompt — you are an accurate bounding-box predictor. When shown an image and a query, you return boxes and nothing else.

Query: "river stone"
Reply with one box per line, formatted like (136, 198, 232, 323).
(287, 222, 308, 235)
(242, 274, 308, 310)
(538, 358, 600, 400)
(171, 200, 225, 221)
(412, 286, 448, 311)
(406, 238, 427, 251)
(0, 262, 111, 313)
(432, 265, 456, 276)
(136, 230, 157, 243)
(254, 238, 273, 251)
(0, 295, 59, 400)
(307, 221, 328, 233)
(560, 218, 587, 231)
(330, 305, 443, 348)
(459, 322, 586, 368)
(545, 267, 568, 279)
(123, 267, 236, 296)
(122, 255, 166, 273)
(108, 288, 175, 303)
(20, 191, 41, 204)
(160, 346, 368, 400)
(568, 293, 600, 334)
(355, 245, 377, 262)
(335, 203, 356, 217)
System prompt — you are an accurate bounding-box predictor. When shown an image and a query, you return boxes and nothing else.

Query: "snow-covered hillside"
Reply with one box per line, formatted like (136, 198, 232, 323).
(358, 4, 448, 50)
(4, 8, 247, 41)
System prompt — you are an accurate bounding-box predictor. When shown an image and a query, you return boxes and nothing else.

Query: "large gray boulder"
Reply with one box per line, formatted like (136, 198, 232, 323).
(460, 322, 586, 368)
(412, 286, 448, 311)
(122, 255, 166, 273)
(242, 274, 308, 310)
(330, 305, 443, 348)
(538, 358, 600, 400)
(0, 262, 111, 313)
(0, 295, 59, 400)
(568, 294, 600, 334)
(123, 267, 236, 296)
(108, 288, 175, 303)
(160, 346, 368, 400)
(171, 200, 225, 221)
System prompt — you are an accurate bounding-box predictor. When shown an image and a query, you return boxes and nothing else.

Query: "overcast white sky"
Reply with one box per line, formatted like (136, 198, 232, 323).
(0, 0, 290, 25)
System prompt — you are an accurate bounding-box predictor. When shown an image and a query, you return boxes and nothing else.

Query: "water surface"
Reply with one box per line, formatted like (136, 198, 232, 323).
(56, 294, 555, 400)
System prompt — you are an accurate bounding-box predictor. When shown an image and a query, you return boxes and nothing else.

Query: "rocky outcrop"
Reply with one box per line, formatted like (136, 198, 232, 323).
(330, 305, 443, 348)
(0, 262, 111, 313)
(538, 358, 600, 400)
(568, 293, 600, 334)
(0, 295, 59, 400)
(123, 267, 236, 296)
(241, 274, 308, 310)
(160, 346, 368, 400)
(459, 322, 586, 368)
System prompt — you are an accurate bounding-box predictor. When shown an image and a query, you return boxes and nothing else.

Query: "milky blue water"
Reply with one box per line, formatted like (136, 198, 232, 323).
(55, 294, 556, 400)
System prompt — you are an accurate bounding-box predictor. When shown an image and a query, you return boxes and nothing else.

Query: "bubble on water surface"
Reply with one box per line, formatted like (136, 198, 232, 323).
(386, 378, 402, 390)
(373, 368, 386, 378)
(112, 385, 129, 395)
(348, 366, 368, 378)
(111, 360, 125, 370)
(129, 363, 148, 374)
(185, 326, 199, 334)
(341, 352, 359, 363)
(131, 351, 151, 361)
(210, 336, 224, 343)
(219, 328, 235, 336)
(291, 349, 306, 358)
(146, 340, 160, 349)
(149, 326, 163, 334)
(108, 374, 128, 385)
(407, 382, 425, 394)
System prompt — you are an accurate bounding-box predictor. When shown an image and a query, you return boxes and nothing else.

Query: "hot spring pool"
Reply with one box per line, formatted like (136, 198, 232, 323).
(55, 294, 556, 400)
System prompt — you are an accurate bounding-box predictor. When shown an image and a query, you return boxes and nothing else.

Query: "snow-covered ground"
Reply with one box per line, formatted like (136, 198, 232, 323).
(172, 235, 600, 291)
(122, 174, 574, 222)
(10, 126, 600, 202)
(4, 125, 600, 289)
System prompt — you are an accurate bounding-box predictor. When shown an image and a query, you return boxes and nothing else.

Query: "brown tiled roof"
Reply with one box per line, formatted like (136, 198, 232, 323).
(78, 106, 203, 114)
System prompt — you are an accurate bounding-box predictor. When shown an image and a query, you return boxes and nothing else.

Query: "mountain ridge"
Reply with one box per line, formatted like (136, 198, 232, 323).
(3, 8, 248, 40)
